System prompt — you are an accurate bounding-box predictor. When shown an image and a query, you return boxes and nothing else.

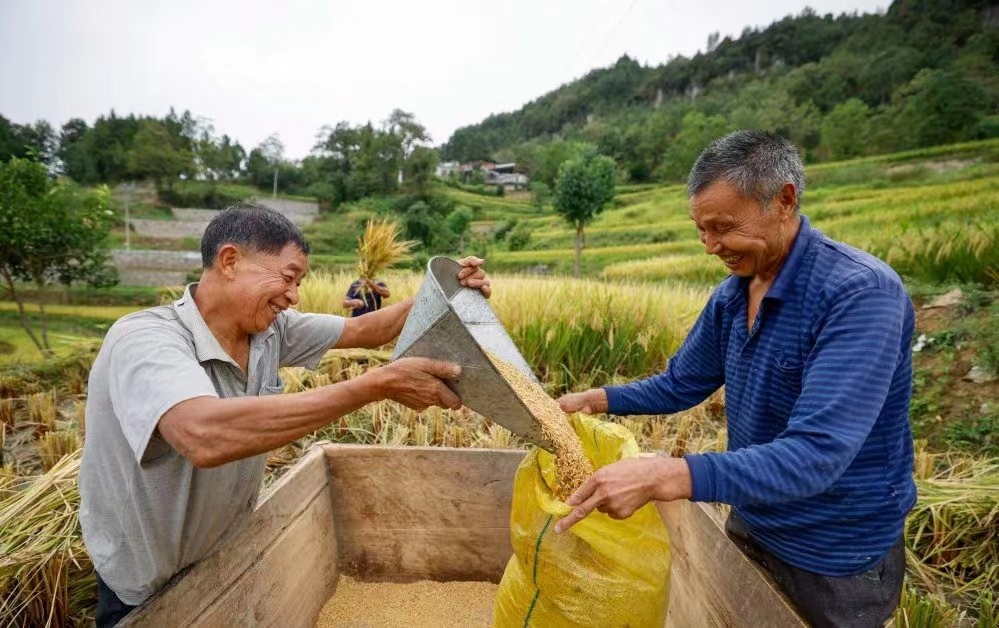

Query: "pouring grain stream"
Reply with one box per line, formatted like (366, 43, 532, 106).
(485, 351, 593, 501)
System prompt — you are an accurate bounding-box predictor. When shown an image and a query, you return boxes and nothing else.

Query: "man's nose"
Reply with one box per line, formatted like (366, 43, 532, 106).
(702, 232, 721, 254)
(286, 283, 300, 305)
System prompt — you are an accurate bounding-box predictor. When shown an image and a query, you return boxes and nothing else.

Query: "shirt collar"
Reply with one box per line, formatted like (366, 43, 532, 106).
(767, 214, 816, 302)
(172, 283, 237, 365)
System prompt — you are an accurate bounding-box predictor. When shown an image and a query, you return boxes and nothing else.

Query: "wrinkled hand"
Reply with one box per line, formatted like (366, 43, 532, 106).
(557, 388, 608, 414)
(553, 456, 692, 534)
(374, 357, 463, 411)
(457, 256, 491, 298)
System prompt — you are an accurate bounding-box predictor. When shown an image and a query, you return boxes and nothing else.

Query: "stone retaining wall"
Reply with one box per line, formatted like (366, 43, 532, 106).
(115, 198, 320, 286)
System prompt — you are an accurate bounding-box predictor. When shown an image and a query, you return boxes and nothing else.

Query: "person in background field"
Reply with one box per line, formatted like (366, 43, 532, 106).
(554, 131, 916, 628)
(78, 202, 492, 627)
(343, 277, 390, 316)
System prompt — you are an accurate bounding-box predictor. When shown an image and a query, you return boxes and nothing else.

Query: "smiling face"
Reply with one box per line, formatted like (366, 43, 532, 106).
(229, 243, 309, 333)
(689, 179, 800, 281)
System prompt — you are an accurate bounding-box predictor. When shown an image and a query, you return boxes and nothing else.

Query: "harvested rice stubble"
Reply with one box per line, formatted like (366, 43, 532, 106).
(485, 352, 594, 501)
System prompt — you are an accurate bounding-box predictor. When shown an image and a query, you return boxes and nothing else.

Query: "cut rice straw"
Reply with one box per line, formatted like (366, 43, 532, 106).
(905, 447, 998, 597)
(0, 449, 93, 627)
(356, 219, 416, 298)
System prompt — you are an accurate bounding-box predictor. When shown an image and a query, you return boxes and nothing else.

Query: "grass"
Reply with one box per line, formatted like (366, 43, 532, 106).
(0, 303, 140, 367)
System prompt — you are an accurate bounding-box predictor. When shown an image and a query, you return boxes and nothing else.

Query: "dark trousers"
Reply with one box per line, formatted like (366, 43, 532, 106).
(96, 573, 136, 628)
(725, 512, 905, 628)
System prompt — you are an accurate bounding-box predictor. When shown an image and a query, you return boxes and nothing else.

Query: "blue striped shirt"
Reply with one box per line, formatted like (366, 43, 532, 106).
(604, 215, 917, 576)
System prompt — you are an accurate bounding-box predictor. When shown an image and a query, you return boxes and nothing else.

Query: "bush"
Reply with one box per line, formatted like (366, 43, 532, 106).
(507, 222, 533, 251)
(493, 219, 518, 243)
(158, 184, 247, 209)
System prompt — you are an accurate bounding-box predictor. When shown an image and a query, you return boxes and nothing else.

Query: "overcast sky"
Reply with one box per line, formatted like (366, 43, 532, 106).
(1, 0, 887, 160)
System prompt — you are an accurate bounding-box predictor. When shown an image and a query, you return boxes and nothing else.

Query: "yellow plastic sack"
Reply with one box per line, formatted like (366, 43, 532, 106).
(493, 413, 671, 627)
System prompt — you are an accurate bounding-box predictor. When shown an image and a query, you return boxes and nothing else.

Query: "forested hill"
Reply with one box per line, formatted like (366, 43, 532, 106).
(441, 0, 999, 182)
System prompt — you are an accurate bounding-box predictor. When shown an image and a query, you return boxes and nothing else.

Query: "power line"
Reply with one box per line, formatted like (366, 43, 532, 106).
(586, 0, 642, 72)
(563, 0, 622, 79)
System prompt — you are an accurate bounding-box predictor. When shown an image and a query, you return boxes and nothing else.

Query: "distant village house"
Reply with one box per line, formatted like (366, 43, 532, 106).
(443, 160, 529, 190)
(484, 163, 529, 189)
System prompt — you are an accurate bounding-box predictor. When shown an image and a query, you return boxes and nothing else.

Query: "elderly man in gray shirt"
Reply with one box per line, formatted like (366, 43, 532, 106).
(79, 203, 491, 627)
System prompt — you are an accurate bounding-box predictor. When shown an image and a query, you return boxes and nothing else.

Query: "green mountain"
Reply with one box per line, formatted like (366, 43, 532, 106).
(441, 0, 999, 182)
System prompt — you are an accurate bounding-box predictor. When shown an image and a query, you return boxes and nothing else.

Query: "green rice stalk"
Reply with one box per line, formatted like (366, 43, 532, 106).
(891, 586, 964, 628)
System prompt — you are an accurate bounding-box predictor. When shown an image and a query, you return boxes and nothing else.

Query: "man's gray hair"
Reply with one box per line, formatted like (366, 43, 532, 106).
(686, 130, 805, 211)
(201, 202, 310, 268)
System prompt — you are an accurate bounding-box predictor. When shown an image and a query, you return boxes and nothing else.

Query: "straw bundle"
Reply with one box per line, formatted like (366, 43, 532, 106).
(906, 451, 999, 596)
(355, 219, 415, 297)
(0, 449, 93, 627)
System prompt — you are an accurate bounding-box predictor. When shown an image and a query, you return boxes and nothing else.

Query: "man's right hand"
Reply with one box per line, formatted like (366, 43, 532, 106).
(370, 358, 463, 411)
(557, 388, 609, 414)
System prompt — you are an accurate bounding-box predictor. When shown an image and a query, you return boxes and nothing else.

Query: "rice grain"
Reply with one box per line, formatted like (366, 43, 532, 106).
(485, 352, 593, 500)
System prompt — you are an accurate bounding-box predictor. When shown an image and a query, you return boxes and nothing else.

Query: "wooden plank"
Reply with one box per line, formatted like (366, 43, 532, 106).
(193, 488, 337, 627)
(658, 500, 805, 627)
(322, 444, 524, 582)
(121, 446, 336, 626)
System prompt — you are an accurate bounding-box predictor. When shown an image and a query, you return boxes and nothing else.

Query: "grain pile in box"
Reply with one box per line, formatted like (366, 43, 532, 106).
(485, 351, 593, 500)
(314, 575, 497, 627)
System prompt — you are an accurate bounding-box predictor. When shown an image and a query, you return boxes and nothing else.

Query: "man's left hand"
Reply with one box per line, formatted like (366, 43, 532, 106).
(553, 455, 693, 534)
(457, 256, 491, 298)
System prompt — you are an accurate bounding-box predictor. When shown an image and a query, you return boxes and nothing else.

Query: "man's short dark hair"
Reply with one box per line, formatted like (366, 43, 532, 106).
(200, 202, 310, 268)
(686, 130, 805, 212)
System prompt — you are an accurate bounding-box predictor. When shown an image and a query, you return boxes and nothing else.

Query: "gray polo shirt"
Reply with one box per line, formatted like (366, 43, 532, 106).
(79, 284, 344, 605)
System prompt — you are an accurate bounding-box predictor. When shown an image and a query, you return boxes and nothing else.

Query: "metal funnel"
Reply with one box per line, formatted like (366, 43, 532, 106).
(391, 256, 553, 451)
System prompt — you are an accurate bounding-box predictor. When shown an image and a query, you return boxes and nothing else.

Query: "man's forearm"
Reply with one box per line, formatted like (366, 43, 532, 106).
(159, 372, 385, 467)
(373, 297, 412, 343)
(335, 297, 414, 349)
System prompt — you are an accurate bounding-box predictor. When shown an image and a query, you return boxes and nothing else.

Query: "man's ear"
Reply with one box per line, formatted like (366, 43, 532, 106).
(776, 182, 798, 217)
(215, 244, 241, 279)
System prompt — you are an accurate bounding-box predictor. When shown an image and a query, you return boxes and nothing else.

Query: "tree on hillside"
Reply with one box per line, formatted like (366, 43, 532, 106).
(127, 119, 192, 190)
(254, 133, 284, 198)
(657, 111, 731, 181)
(58, 118, 96, 183)
(891, 68, 989, 149)
(0, 116, 56, 166)
(820, 98, 871, 160)
(525, 140, 595, 188)
(0, 158, 118, 356)
(403, 145, 438, 195)
(553, 152, 616, 277)
(88, 111, 142, 183)
(385, 109, 431, 160)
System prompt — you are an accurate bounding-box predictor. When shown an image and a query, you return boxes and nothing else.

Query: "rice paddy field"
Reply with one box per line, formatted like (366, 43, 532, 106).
(0, 139, 997, 626)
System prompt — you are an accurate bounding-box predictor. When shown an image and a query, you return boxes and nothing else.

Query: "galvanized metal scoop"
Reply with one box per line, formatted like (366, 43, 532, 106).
(391, 256, 554, 451)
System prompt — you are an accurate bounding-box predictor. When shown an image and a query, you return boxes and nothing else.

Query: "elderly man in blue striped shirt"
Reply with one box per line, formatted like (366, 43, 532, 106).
(554, 130, 916, 627)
